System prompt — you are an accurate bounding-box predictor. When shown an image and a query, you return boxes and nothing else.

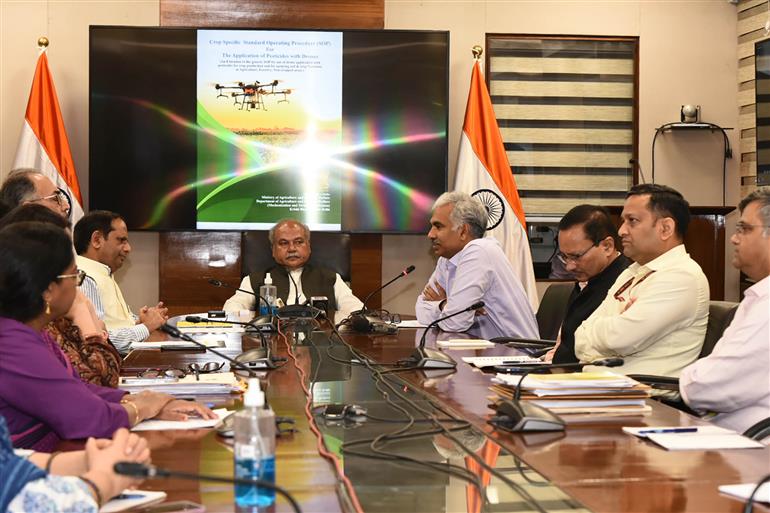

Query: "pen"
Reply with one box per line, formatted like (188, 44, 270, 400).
(637, 427, 698, 435)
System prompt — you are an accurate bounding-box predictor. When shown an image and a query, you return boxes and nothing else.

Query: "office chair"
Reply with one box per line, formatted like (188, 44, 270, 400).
(629, 300, 740, 413)
(744, 417, 770, 441)
(536, 282, 574, 340)
(241, 231, 352, 281)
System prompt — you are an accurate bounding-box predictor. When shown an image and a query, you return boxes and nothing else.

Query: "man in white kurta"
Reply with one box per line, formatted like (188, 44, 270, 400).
(679, 189, 770, 433)
(575, 185, 709, 376)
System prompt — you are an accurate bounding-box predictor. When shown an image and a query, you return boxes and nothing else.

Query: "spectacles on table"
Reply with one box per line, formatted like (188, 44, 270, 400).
(56, 269, 87, 286)
(138, 368, 187, 379)
(188, 361, 225, 380)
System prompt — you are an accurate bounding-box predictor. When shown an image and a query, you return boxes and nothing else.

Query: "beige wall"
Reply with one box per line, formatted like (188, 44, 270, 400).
(0, 1, 741, 312)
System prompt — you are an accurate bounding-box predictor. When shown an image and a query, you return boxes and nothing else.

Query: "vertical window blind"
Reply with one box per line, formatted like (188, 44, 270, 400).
(486, 36, 638, 217)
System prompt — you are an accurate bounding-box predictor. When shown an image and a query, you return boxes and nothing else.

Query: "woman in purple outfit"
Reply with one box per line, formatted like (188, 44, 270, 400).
(0, 222, 216, 450)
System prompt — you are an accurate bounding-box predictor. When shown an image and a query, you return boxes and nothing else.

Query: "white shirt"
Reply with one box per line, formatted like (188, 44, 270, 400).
(574, 244, 709, 376)
(223, 268, 363, 324)
(680, 276, 770, 434)
(415, 237, 538, 340)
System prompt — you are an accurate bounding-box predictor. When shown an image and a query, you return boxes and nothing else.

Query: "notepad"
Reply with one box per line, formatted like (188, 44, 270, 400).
(624, 424, 764, 450)
(462, 355, 543, 368)
(396, 319, 426, 328)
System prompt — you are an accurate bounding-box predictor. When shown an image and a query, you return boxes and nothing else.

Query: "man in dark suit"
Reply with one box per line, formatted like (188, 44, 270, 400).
(546, 205, 630, 364)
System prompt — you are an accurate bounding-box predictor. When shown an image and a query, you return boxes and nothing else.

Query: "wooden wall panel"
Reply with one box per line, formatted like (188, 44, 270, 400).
(160, 0, 384, 29)
(159, 232, 243, 317)
(157, 0, 385, 314)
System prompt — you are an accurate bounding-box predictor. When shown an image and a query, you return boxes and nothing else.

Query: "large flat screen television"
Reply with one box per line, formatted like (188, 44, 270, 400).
(89, 26, 449, 232)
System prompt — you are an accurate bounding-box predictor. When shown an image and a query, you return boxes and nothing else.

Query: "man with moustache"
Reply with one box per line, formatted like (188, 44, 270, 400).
(415, 191, 538, 339)
(679, 189, 770, 433)
(545, 205, 631, 364)
(223, 219, 363, 323)
(574, 184, 709, 377)
(74, 210, 168, 354)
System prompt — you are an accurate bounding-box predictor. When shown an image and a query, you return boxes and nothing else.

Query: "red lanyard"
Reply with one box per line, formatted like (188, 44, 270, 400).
(613, 269, 656, 302)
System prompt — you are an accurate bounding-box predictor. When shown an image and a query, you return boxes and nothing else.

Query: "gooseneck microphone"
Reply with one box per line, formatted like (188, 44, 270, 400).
(114, 462, 302, 513)
(208, 278, 272, 312)
(286, 269, 301, 306)
(350, 265, 415, 333)
(490, 357, 625, 433)
(407, 301, 485, 369)
(159, 323, 258, 377)
(183, 315, 275, 369)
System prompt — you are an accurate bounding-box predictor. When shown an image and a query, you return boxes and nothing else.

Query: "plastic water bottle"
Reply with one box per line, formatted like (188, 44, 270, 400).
(258, 273, 277, 317)
(234, 379, 276, 507)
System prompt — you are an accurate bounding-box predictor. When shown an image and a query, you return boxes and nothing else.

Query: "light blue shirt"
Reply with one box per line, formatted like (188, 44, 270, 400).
(415, 237, 538, 340)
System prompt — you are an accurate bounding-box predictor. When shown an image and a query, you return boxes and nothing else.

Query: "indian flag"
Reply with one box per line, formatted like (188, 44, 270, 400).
(13, 49, 83, 222)
(454, 61, 539, 310)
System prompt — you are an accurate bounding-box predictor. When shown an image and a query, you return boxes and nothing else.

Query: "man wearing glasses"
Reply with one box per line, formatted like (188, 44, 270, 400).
(0, 169, 71, 218)
(678, 189, 770, 433)
(545, 205, 630, 364)
(574, 184, 709, 377)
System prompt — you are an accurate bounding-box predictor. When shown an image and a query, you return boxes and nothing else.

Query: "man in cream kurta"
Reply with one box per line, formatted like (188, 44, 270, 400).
(575, 185, 709, 377)
(74, 211, 167, 354)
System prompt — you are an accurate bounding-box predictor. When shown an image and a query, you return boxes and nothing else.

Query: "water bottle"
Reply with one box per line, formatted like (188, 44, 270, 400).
(258, 273, 277, 317)
(234, 379, 277, 507)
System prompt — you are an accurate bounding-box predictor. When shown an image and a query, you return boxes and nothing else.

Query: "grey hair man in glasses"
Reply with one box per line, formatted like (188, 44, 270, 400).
(544, 205, 631, 364)
(678, 188, 770, 433)
(0, 168, 70, 218)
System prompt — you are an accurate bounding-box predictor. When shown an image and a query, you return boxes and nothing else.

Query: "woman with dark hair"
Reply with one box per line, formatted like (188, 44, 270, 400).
(0, 222, 216, 451)
(0, 204, 122, 387)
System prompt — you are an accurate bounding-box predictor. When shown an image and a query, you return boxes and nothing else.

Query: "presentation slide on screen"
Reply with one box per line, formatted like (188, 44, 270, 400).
(195, 29, 343, 230)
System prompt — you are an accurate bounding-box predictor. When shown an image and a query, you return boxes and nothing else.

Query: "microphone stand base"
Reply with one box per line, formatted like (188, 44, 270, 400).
(409, 347, 457, 369)
(491, 400, 565, 432)
(235, 348, 277, 370)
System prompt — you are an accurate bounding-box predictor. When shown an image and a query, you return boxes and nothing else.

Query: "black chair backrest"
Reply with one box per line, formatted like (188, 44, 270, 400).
(701, 301, 739, 359)
(744, 416, 770, 441)
(536, 282, 574, 340)
(241, 231, 352, 282)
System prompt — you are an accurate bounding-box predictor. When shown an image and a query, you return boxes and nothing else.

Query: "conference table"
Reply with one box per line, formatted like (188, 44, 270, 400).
(119, 317, 770, 513)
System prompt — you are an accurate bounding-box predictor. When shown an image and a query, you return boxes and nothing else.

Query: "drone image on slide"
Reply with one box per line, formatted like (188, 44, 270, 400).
(214, 80, 293, 112)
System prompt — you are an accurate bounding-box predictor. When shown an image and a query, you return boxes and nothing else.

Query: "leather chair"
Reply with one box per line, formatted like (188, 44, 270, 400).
(241, 231, 352, 281)
(699, 301, 739, 358)
(744, 417, 770, 441)
(535, 282, 574, 341)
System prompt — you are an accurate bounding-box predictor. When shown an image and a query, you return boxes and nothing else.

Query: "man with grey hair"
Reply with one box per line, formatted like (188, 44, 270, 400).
(0, 168, 70, 218)
(415, 191, 538, 339)
(223, 218, 362, 322)
(679, 188, 770, 433)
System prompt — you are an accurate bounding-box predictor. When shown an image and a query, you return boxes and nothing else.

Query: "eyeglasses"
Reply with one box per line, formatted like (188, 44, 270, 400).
(56, 269, 86, 286)
(556, 243, 598, 265)
(138, 368, 187, 379)
(735, 222, 770, 236)
(188, 361, 225, 381)
(30, 188, 71, 214)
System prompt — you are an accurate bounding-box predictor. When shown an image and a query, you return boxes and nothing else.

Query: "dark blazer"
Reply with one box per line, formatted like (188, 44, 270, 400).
(552, 255, 631, 364)
(249, 263, 338, 310)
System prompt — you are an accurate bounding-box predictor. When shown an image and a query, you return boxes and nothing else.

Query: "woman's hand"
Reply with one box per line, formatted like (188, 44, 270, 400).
(126, 391, 175, 421)
(82, 428, 150, 502)
(154, 400, 217, 422)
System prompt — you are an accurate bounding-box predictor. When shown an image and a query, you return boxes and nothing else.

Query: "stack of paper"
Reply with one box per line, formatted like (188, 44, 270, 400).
(491, 371, 652, 417)
(463, 355, 544, 368)
(132, 408, 230, 432)
(119, 372, 243, 395)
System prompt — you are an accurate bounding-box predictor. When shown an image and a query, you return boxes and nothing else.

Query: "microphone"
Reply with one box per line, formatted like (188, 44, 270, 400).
(207, 279, 275, 331)
(114, 462, 301, 513)
(184, 315, 276, 369)
(159, 323, 258, 377)
(407, 300, 485, 369)
(286, 269, 301, 306)
(490, 357, 625, 432)
(350, 265, 415, 333)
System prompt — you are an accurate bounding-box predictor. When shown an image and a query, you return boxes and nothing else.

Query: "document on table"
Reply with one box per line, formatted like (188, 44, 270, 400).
(719, 483, 770, 504)
(131, 335, 227, 349)
(437, 339, 495, 349)
(462, 355, 543, 368)
(131, 408, 230, 432)
(623, 424, 765, 450)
